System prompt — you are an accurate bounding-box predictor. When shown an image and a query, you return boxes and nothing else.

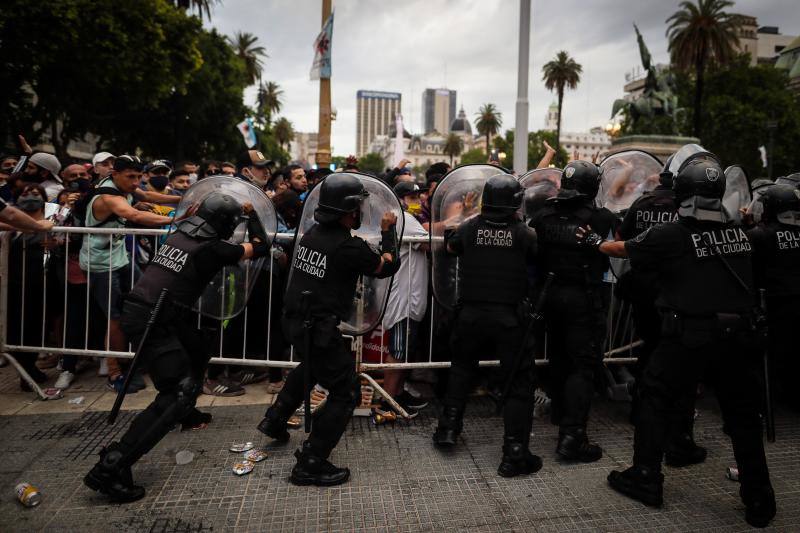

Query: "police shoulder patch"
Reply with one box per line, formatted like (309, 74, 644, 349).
(565, 167, 575, 179)
(706, 167, 719, 181)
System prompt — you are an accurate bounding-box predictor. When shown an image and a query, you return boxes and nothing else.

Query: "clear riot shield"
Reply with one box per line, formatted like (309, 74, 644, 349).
(597, 150, 662, 213)
(430, 164, 511, 310)
(290, 173, 404, 336)
(519, 168, 561, 220)
(722, 166, 751, 224)
(174, 176, 278, 319)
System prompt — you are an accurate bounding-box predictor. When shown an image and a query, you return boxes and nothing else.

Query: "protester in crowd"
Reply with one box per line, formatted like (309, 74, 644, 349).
(92, 152, 115, 181)
(220, 161, 236, 176)
(142, 160, 172, 193)
(384, 159, 412, 186)
(175, 160, 199, 185)
(169, 170, 192, 194)
(0, 196, 54, 232)
(201, 160, 222, 179)
(27, 152, 63, 201)
(284, 164, 308, 198)
(265, 171, 289, 199)
(79, 155, 178, 392)
(376, 181, 431, 418)
(0, 155, 18, 185)
(236, 150, 272, 190)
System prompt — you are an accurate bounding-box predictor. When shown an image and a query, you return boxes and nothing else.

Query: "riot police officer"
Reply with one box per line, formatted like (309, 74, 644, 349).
(580, 154, 775, 528)
(616, 158, 706, 467)
(84, 193, 270, 502)
(432, 175, 542, 478)
(529, 160, 618, 462)
(256, 174, 400, 486)
(747, 184, 800, 411)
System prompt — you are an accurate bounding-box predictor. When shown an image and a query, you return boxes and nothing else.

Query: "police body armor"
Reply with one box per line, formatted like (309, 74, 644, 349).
(533, 201, 607, 284)
(619, 188, 678, 240)
(284, 223, 356, 320)
(658, 221, 754, 316)
(748, 223, 800, 297)
(456, 216, 530, 306)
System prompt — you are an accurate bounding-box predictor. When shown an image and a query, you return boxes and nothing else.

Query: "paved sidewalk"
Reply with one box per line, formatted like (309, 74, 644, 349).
(0, 376, 798, 532)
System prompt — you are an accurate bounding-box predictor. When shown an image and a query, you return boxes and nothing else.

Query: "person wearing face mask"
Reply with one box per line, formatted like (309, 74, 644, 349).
(175, 160, 199, 185)
(3, 183, 57, 389)
(236, 150, 273, 190)
(169, 170, 192, 195)
(394, 181, 425, 222)
(143, 160, 173, 193)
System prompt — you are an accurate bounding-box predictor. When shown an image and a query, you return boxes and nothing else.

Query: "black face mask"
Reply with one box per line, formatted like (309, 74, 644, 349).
(149, 175, 169, 190)
(67, 178, 91, 193)
(17, 194, 44, 212)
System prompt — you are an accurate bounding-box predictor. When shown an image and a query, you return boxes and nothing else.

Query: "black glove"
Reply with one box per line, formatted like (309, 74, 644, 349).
(577, 229, 604, 249)
(380, 228, 398, 255)
(247, 211, 268, 244)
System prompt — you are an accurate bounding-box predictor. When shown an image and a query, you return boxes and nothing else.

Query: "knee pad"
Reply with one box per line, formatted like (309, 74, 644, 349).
(175, 377, 201, 417)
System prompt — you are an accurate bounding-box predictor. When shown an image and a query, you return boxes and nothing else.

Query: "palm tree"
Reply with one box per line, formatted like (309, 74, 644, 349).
(256, 81, 284, 126)
(542, 51, 582, 152)
(475, 104, 502, 155)
(443, 133, 464, 166)
(666, 0, 739, 137)
(274, 117, 295, 151)
(228, 31, 268, 86)
(171, 0, 219, 21)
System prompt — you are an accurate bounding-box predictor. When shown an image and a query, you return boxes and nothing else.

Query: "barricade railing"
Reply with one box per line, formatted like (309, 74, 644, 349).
(0, 226, 640, 403)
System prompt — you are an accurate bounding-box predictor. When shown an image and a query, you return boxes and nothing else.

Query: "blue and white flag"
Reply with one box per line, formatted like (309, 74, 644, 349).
(310, 11, 334, 80)
(236, 118, 257, 148)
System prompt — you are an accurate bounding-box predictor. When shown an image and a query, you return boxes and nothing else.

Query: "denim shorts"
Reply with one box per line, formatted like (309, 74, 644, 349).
(88, 264, 139, 321)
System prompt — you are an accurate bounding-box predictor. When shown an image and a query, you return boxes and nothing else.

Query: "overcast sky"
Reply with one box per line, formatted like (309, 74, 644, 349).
(206, 0, 800, 156)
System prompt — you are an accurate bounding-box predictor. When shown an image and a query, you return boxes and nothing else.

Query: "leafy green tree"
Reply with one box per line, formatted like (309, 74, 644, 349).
(273, 117, 295, 150)
(459, 148, 489, 166)
(256, 81, 284, 127)
(358, 153, 386, 176)
(0, 0, 203, 159)
(666, 0, 739, 137)
(228, 31, 268, 86)
(542, 51, 582, 152)
(475, 104, 502, 155)
(171, 0, 219, 20)
(699, 58, 800, 178)
(443, 133, 464, 165)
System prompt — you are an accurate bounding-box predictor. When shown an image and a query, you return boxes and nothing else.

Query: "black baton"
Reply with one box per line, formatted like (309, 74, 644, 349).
(760, 289, 775, 443)
(497, 272, 556, 413)
(300, 290, 314, 433)
(107, 289, 169, 424)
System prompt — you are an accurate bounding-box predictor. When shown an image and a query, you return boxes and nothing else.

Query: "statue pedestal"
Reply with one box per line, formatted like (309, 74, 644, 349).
(608, 134, 700, 160)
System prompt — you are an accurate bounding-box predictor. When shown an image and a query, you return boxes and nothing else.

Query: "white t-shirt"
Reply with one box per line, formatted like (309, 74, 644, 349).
(382, 211, 429, 329)
(41, 179, 64, 202)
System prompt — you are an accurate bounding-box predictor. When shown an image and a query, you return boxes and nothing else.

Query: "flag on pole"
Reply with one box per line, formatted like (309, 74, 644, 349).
(310, 11, 334, 80)
(236, 118, 257, 148)
(393, 113, 406, 167)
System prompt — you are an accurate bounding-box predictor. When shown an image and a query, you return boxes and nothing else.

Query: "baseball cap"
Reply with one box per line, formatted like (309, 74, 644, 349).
(113, 154, 145, 172)
(144, 159, 172, 173)
(30, 152, 62, 177)
(393, 181, 420, 198)
(92, 152, 116, 166)
(237, 150, 274, 170)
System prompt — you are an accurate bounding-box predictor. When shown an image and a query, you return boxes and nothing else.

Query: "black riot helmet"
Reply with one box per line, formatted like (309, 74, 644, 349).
(759, 184, 800, 226)
(673, 158, 727, 222)
(659, 154, 676, 188)
(314, 173, 369, 225)
(775, 172, 800, 189)
(481, 174, 522, 217)
(560, 161, 602, 200)
(178, 193, 243, 240)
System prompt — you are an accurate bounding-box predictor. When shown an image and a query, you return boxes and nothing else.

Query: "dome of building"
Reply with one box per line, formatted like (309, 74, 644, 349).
(449, 107, 472, 135)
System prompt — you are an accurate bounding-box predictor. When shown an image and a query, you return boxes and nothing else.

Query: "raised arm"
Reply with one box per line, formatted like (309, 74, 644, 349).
(102, 195, 173, 226)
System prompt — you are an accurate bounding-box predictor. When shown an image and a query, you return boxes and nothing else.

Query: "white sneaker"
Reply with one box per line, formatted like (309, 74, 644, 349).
(55, 371, 75, 390)
(98, 358, 108, 377)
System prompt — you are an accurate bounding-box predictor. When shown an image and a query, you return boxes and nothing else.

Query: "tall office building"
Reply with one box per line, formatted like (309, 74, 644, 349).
(355, 90, 402, 156)
(422, 88, 457, 134)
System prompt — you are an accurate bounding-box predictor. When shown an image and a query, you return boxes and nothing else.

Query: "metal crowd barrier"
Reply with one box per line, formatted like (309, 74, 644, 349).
(0, 226, 640, 403)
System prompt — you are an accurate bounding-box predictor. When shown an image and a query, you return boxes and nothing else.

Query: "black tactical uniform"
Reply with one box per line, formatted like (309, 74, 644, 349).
(529, 161, 617, 462)
(747, 184, 800, 410)
(257, 174, 400, 486)
(617, 165, 706, 467)
(84, 194, 269, 503)
(598, 155, 775, 529)
(432, 175, 542, 478)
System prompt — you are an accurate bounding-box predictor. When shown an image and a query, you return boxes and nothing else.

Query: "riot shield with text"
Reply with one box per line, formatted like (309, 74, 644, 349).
(430, 164, 512, 310)
(598, 150, 662, 213)
(175, 176, 277, 319)
(722, 165, 751, 224)
(519, 168, 561, 220)
(290, 173, 404, 336)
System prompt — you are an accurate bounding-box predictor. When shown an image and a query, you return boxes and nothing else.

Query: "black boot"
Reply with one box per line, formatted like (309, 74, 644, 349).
(664, 432, 707, 467)
(181, 408, 212, 431)
(432, 406, 462, 448)
(556, 430, 602, 462)
(289, 442, 350, 487)
(741, 484, 776, 528)
(607, 465, 664, 507)
(83, 443, 146, 503)
(256, 400, 292, 444)
(497, 437, 542, 478)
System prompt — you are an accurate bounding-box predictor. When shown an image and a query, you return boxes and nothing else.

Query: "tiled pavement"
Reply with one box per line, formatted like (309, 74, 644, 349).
(0, 364, 798, 532)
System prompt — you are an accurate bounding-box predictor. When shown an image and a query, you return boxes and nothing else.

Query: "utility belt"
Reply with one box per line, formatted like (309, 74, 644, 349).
(659, 308, 756, 339)
(124, 293, 194, 323)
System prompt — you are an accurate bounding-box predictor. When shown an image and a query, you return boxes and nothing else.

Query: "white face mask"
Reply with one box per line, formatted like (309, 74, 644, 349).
(188, 173, 198, 184)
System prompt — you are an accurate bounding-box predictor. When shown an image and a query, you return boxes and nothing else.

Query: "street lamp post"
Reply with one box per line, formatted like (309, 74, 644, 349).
(315, 0, 332, 168)
(513, 0, 531, 175)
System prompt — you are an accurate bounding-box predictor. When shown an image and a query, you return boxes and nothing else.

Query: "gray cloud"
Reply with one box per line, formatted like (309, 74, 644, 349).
(208, 0, 800, 156)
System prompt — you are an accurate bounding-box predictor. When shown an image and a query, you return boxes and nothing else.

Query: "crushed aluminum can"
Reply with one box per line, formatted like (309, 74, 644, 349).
(726, 466, 739, 482)
(229, 442, 255, 453)
(244, 448, 268, 463)
(232, 460, 255, 476)
(371, 411, 397, 426)
(15, 483, 42, 507)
